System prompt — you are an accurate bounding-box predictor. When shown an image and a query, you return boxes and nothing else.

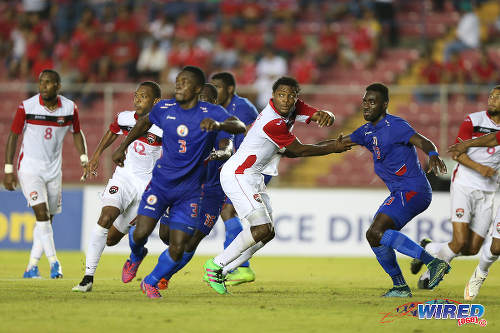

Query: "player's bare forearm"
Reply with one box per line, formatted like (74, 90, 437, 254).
(409, 133, 437, 154)
(118, 116, 152, 151)
(410, 133, 447, 175)
(219, 116, 246, 134)
(285, 137, 355, 157)
(4, 132, 19, 165)
(92, 130, 119, 160)
(456, 153, 493, 176)
(73, 131, 88, 156)
(311, 111, 335, 127)
(210, 138, 233, 160)
(465, 133, 498, 148)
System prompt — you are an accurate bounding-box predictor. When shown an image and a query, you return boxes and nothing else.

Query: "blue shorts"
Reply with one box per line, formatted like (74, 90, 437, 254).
(224, 174, 272, 206)
(376, 190, 432, 230)
(138, 180, 201, 235)
(197, 186, 226, 235)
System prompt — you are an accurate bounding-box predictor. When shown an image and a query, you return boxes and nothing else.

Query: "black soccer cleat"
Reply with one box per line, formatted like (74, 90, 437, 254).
(410, 238, 432, 274)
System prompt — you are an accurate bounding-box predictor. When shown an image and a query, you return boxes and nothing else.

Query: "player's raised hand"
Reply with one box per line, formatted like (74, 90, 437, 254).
(448, 137, 468, 160)
(427, 155, 447, 176)
(200, 118, 221, 132)
(112, 148, 126, 167)
(81, 158, 99, 181)
(315, 110, 335, 128)
(3, 173, 18, 191)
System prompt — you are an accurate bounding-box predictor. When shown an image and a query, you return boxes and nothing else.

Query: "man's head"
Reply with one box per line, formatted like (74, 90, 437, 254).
(175, 66, 206, 104)
(38, 69, 61, 102)
(134, 81, 162, 115)
(199, 83, 218, 104)
(271, 76, 300, 116)
(362, 83, 389, 123)
(210, 72, 235, 107)
(487, 86, 500, 116)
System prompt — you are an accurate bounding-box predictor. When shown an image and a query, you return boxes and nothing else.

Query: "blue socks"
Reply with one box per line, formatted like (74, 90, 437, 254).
(224, 217, 249, 267)
(129, 226, 147, 262)
(380, 229, 433, 264)
(144, 248, 179, 286)
(372, 245, 407, 286)
(165, 250, 195, 280)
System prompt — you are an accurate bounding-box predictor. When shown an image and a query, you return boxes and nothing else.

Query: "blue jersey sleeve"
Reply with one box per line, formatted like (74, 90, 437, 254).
(235, 100, 259, 126)
(148, 102, 163, 127)
(350, 126, 365, 146)
(211, 104, 232, 123)
(393, 118, 416, 144)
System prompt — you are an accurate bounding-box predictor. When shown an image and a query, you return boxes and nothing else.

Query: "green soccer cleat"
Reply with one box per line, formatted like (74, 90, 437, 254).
(225, 267, 256, 286)
(382, 285, 412, 298)
(410, 238, 432, 274)
(427, 258, 451, 289)
(203, 259, 227, 294)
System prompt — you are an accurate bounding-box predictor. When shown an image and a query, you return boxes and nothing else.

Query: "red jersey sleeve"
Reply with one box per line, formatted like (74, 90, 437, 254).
(109, 114, 121, 134)
(263, 119, 296, 148)
(11, 104, 26, 134)
(495, 131, 500, 144)
(295, 99, 318, 124)
(455, 116, 473, 143)
(72, 104, 81, 133)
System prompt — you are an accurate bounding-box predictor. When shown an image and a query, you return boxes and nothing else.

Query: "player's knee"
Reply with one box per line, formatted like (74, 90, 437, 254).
(366, 227, 383, 246)
(133, 227, 148, 244)
(262, 229, 275, 244)
(491, 242, 500, 256)
(452, 238, 468, 254)
(221, 205, 236, 221)
(98, 214, 114, 229)
(159, 231, 169, 246)
(251, 224, 273, 243)
(168, 244, 184, 261)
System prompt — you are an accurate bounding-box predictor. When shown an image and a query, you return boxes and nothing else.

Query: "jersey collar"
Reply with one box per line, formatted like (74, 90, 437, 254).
(269, 98, 296, 120)
(39, 94, 62, 109)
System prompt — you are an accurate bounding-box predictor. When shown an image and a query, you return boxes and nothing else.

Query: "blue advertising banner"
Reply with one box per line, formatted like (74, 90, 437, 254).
(0, 189, 83, 250)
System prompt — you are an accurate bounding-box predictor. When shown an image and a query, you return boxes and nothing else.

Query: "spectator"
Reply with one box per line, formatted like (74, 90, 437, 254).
(443, 52, 466, 84)
(274, 21, 305, 58)
(315, 23, 339, 69)
(290, 50, 318, 84)
(136, 39, 167, 80)
(254, 47, 287, 108)
(443, 2, 479, 61)
(469, 50, 497, 85)
(340, 19, 378, 69)
(374, 0, 398, 46)
(148, 14, 174, 49)
(414, 52, 443, 103)
(234, 53, 256, 85)
(109, 31, 139, 79)
(235, 22, 265, 54)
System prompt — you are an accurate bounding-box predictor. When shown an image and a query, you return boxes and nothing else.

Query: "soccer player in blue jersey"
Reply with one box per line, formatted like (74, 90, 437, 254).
(111, 66, 246, 298)
(341, 83, 451, 297)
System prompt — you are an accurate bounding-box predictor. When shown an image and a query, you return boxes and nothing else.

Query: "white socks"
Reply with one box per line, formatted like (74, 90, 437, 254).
(214, 227, 256, 267)
(437, 243, 458, 263)
(36, 221, 58, 264)
(222, 241, 264, 275)
(85, 224, 109, 276)
(27, 222, 43, 269)
(425, 242, 444, 256)
(478, 236, 499, 275)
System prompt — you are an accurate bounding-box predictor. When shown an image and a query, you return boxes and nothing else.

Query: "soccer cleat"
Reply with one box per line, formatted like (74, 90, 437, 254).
(203, 259, 227, 294)
(121, 248, 148, 283)
(157, 278, 169, 290)
(410, 238, 432, 274)
(140, 280, 162, 299)
(72, 275, 94, 292)
(225, 267, 256, 286)
(382, 285, 412, 297)
(202, 272, 209, 283)
(426, 258, 451, 289)
(50, 261, 63, 279)
(464, 266, 488, 301)
(23, 266, 41, 279)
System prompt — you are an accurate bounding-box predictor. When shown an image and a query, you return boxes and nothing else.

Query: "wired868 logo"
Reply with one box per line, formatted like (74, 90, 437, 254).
(380, 299, 487, 327)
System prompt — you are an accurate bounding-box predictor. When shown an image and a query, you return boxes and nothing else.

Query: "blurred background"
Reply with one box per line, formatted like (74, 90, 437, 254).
(0, 0, 499, 188)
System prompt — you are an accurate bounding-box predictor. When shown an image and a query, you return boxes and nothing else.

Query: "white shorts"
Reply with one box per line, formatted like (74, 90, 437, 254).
(18, 171, 62, 215)
(220, 171, 273, 226)
(450, 182, 495, 238)
(101, 173, 148, 234)
(491, 207, 500, 240)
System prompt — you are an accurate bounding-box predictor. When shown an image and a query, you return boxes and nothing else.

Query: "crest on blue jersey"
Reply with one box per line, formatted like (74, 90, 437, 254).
(177, 124, 189, 137)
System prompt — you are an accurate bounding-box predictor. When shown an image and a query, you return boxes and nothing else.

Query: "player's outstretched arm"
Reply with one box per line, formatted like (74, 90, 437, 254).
(448, 132, 500, 159)
(82, 130, 119, 180)
(208, 139, 234, 161)
(3, 132, 19, 190)
(284, 133, 356, 157)
(112, 115, 152, 167)
(409, 133, 447, 176)
(310, 110, 335, 127)
(200, 116, 246, 134)
(455, 153, 496, 177)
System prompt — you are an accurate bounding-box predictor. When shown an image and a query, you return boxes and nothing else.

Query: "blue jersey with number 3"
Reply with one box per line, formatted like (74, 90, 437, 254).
(350, 114, 431, 193)
(148, 98, 232, 186)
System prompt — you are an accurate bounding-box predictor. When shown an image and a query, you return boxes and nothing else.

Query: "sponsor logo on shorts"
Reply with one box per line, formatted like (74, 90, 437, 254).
(496, 222, 500, 233)
(29, 191, 38, 201)
(456, 208, 464, 218)
(253, 193, 262, 203)
(177, 124, 188, 137)
(147, 194, 157, 205)
(146, 133, 156, 144)
(109, 186, 119, 194)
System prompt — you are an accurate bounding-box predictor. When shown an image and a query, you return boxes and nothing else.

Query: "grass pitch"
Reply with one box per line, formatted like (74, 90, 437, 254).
(0, 251, 499, 333)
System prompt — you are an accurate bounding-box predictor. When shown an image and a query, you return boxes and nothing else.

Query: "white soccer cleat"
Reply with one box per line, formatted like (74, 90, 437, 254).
(464, 266, 487, 301)
(72, 282, 93, 292)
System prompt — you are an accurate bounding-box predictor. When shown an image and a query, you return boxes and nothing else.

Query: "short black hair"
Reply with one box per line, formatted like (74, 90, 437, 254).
(366, 83, 389, 102)
(272, 76, 300, 94)
(39, 69, 61, 84)
(182, 65, 206, 87)
(211, 72, 236, 88)
(201, 83, 218, 102)
(139, 81, 162, 99)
